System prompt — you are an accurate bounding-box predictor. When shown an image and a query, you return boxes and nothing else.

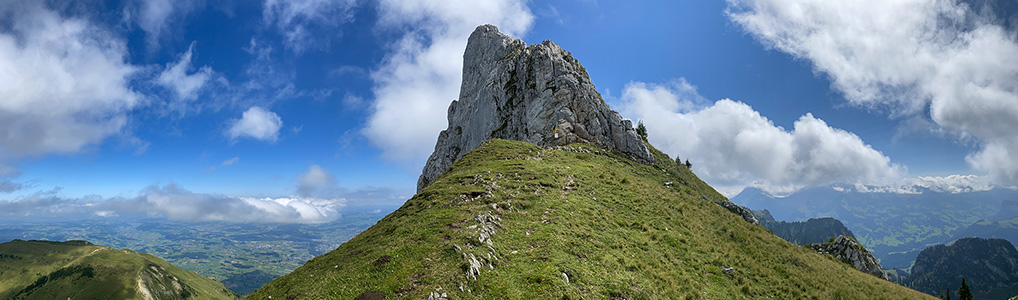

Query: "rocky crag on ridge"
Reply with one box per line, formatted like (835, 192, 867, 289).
(809, 235, 891, 280)
(418, 25, 653, 192)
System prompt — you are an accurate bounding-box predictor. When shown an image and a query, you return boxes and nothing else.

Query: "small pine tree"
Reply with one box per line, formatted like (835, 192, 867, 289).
(958, 278, 973, 300)
(636, 120, 648, 141)
(685, 159, 692, 168)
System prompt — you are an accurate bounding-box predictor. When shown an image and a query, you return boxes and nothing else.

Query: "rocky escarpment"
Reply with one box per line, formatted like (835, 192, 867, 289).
(418, 25, 653, 192)
(809, 235, 891, 280)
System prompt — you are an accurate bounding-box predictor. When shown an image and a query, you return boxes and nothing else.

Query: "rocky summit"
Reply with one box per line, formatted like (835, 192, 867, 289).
(418, 25, 653, 192)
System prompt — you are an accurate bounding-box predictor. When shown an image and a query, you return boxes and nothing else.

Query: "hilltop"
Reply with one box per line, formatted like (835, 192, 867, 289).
(249, 25, 932, 299)
(0, 239, 237, 300)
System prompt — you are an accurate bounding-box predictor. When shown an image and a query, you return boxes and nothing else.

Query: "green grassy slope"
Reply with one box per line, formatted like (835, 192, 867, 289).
(249, 139, 933, 299)
(0, 239, 237, 300)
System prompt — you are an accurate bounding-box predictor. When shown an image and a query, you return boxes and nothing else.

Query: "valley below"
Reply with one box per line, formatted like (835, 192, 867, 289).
(0, 205, 395, 295)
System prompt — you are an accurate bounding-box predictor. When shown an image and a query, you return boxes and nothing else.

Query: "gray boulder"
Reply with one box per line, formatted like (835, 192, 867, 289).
(809, 235, 891, 280)
(418, 25, 653, 192)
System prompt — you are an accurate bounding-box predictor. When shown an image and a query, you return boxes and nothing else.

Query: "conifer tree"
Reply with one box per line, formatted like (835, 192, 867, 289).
(958, 277, 973, 300)
(636, 120, 648, 141)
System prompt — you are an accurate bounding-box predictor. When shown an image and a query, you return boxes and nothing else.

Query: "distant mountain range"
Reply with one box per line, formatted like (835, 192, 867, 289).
(732, 186, 1018, 270)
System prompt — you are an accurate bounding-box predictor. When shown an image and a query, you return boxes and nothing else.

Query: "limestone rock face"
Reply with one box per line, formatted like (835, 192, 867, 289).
(809, 235, 891, 280)
(417, 25, 653, 192)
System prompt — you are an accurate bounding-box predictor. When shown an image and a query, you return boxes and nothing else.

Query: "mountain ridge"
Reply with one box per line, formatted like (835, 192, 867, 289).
(248, 25, 932, 299)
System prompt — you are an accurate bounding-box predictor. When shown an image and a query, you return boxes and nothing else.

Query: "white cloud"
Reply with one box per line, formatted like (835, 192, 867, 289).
(226, 106, 283, 142)
(138, 0, 177, 47)
(157, 41, 213, 109)
(221, 157, 240, 166)
(727, 0, 1018, 185)
(830, 174, 994, 194)
(205, 157, 239, 173)
(298, 164, 336, 196)
(621, 80, 904, 195)
(363, 0, 534, 167)
(129, 184, 344, 223)
(912, 174, 993, 193)
(0, 184, 345, 223)
(0, 2, 139, 160)
(262, 0, 357, 53)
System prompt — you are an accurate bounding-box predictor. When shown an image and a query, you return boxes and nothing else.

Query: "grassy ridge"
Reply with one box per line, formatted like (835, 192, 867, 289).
(250, 139, 933, 299)
(0, 239, 237, 300)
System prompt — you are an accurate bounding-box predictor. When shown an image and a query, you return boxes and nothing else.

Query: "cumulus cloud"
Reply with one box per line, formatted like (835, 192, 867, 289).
(621, 80, 903, 195)
(157, 42, 213, 110)
(262, 0, 357, 53)
(135, 0, 195, 48)
(226, 106, 283, 142)
(911, 174, 993, 193)
(298, 164, 336, 197)
(831, 174, 994, 194)
(727, 0, 1018, 185)
(363, 0, 534, 167)
(0, 1, 139, 161)
(0, 184, 344, 223)
(134, 185, 343, 223)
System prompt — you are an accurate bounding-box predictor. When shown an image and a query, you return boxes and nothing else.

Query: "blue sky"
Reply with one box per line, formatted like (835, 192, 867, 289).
(1, 0, 1016, 222)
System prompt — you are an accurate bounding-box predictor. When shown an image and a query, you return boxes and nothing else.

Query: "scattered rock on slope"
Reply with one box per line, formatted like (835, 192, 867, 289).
(418, 24, 653, 192)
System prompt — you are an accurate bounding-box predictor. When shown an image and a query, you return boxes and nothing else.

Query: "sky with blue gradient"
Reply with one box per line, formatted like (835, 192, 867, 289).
(1, 0, 1015, 222)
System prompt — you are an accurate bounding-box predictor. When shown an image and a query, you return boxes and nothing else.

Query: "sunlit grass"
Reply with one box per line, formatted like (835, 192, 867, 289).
(249, 139, 934, 299)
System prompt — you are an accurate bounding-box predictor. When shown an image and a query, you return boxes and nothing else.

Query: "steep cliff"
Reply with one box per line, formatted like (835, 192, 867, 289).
(418, 25, 653, 192)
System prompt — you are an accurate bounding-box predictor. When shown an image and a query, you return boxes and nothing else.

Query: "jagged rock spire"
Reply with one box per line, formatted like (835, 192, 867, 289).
(418, 25, 653, 192)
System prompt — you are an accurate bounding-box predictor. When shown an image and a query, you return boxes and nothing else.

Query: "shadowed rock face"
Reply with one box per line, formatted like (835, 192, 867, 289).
(418, 25, 653, 192)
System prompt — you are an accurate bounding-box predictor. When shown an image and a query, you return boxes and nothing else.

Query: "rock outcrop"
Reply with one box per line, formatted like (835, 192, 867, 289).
(702, 194, 759, 226)
(718, 199, 760, 226)
(809, 235, 891, 280)
(418, 25, 653, 192)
